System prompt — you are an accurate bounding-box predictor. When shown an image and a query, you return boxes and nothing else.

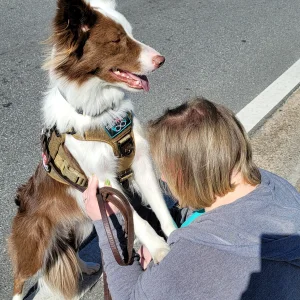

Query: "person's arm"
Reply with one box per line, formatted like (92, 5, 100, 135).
(94, 217, 188, 300)
(83, 176, 181, 299)
(93, 218, 148, 299)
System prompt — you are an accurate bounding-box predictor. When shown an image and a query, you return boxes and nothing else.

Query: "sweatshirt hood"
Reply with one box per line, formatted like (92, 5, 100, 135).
(168, 170, 300, 265)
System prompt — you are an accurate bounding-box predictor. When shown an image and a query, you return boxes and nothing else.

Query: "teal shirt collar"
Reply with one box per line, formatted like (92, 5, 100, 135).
(180, 209, 205, 228)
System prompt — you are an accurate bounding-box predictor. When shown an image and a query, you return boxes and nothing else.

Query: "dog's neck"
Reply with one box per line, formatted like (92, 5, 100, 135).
(43, 76, 134, 134)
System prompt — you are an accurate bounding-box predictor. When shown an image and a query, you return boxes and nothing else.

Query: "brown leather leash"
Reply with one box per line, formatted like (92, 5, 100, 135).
(97, 187, 134, 266)
(96, 187, 134, 300)
(47, 157, 134, 300)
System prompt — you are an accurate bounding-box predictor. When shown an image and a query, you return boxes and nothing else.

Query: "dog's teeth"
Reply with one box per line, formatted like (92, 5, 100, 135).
(115, 70, 120, 75)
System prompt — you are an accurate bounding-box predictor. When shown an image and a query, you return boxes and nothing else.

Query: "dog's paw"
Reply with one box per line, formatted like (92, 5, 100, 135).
(152, 245, 170, 264)
(80, 261, 101, 275)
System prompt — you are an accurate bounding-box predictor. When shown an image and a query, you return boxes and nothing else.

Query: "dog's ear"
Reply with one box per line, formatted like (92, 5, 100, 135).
(53, 0, 97, 58)
(55, 0, 97, 34)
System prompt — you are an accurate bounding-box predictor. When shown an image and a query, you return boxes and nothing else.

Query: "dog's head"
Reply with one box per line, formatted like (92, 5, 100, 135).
(45, 0, 164, 92)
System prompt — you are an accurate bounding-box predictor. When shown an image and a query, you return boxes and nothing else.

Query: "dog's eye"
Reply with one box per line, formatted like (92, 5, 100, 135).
(110, 37, 121, 43)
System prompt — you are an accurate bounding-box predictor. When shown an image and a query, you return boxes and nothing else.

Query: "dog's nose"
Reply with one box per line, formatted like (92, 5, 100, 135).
(152, 55, 165, 69)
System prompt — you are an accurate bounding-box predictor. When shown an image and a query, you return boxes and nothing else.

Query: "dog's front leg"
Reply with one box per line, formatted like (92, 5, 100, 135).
(92, 176, 170, 263)
(132, 121, 177, 238)
(132, 211, 170, 263)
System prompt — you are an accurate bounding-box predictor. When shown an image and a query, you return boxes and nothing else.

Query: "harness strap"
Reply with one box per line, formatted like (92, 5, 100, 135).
(71, 125, 135, 181)
(54, 145, 87, 186)
(70, 113, 135, 178)
(44, 130, 88, 186)
(42, 112, 135, 186)
(71, 127, 130, 156)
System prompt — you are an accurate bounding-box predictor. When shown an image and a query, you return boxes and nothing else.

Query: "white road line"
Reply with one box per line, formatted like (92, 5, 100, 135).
(236, 58, 300, 133)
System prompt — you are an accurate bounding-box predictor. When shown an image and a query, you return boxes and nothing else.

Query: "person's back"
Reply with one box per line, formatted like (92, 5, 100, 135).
(158, 169, 300, 300)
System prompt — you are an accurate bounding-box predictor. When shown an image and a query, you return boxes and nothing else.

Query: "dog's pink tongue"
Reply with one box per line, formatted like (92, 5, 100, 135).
(139, 75, 150, 92)
(125, 72, 150, 91)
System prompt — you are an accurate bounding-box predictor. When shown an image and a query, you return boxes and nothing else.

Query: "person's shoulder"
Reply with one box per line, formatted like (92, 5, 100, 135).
(259, 168, 300, 204)
(260, 168, 296, 189)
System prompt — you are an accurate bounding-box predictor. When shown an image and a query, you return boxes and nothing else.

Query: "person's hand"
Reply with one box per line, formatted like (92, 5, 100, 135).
(83, 176, 119, 221)
(138, 245, 152, 270)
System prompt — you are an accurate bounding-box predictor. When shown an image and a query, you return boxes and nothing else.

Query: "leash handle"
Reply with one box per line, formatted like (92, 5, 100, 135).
(96, 188, 134, 300)
(97, 187, 134, 300)
(96, 187, 134, 266)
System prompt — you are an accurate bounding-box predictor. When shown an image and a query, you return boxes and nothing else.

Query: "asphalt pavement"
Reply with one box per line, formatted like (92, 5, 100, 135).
(1, 0, 300, 299)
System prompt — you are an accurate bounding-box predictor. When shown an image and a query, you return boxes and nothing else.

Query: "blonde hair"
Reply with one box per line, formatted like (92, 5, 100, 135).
(147, 97, 261, 209)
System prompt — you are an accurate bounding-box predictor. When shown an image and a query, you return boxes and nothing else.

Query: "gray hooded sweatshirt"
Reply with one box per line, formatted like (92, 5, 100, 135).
(94, 170, 300, 300)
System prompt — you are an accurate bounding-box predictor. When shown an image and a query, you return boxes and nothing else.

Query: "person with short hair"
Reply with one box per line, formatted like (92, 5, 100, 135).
(84, 97, 300, 300)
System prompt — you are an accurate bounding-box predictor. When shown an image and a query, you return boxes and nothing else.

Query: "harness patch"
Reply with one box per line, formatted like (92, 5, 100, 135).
(105, 115, 132, 138)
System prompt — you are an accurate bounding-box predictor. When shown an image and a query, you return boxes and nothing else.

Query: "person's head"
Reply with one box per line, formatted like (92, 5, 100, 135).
(147, 97, 261, 210)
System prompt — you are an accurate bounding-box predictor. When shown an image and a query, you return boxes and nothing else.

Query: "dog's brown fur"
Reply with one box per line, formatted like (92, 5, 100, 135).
(9, 163, 89, 298)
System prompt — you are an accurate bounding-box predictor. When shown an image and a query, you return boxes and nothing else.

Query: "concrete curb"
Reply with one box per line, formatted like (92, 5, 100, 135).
(236, 58, 300, 134)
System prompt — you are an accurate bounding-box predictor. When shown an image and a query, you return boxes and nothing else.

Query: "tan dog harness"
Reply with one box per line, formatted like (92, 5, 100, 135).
(41, 112, 135, 187)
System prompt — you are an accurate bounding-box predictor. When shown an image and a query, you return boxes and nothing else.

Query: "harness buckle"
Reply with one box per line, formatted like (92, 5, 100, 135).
(59, 160, 87, 187)
(60, 160, 69, 176)
(118, 134, 134, 157)
(76, 176, 87, 186)
(118, 169, 133, 183)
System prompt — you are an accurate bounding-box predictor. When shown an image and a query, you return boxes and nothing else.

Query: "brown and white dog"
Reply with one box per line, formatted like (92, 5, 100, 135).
(9, 0, 176, 299)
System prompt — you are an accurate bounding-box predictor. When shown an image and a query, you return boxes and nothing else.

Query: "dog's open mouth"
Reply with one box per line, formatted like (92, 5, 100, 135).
(110, 68, 149, 91)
